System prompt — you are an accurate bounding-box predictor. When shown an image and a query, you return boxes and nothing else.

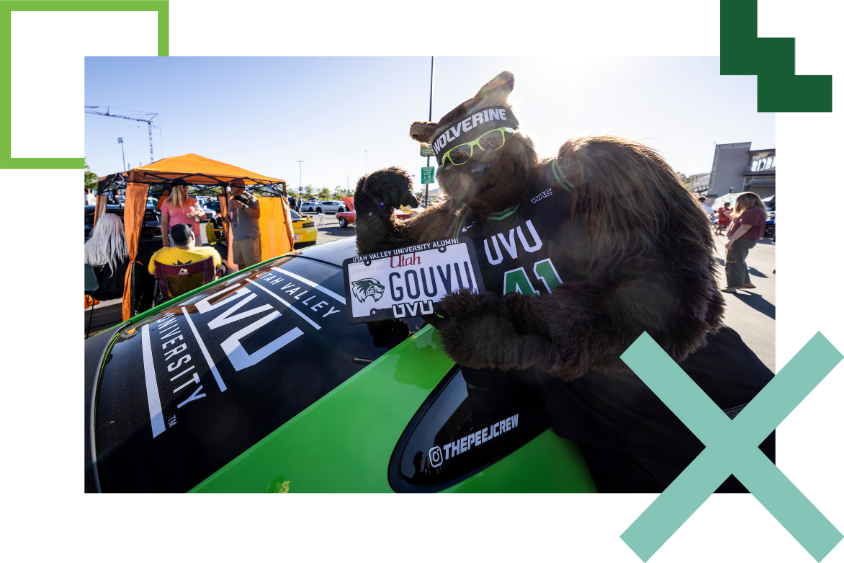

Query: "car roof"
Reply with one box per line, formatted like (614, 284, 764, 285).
(296, 237, 357, 267)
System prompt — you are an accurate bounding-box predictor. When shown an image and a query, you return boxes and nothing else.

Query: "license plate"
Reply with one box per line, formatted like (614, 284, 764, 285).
(294, 234, 300, 241)
(342, 237, 485, 324)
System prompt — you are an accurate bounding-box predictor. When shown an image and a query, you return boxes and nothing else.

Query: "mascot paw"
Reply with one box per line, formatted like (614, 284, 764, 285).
(435, 290, 554, 372)
(356, 167, 418, 216)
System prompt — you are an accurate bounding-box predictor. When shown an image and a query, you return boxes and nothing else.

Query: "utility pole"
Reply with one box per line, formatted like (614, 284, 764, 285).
(117, 137, 126, 171)
(297, 160, 304, 199)
(365, 150, 367, 176)
(425, 56, 435, 208)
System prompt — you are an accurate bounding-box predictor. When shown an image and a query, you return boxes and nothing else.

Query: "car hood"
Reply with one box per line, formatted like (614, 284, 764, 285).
(86, 243, 401, 492)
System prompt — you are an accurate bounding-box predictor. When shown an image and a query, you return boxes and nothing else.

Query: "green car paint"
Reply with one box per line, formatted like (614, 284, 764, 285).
(191, 325, 596, 494)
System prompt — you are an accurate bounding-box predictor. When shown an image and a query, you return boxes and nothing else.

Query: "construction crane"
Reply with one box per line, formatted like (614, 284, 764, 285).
(84, 106, 159, 165)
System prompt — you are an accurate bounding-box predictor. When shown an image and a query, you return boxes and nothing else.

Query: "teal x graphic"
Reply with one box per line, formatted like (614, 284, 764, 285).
(620, 332, 843, 561)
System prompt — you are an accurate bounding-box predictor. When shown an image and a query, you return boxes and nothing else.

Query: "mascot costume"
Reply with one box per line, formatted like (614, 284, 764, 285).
(354, 71, 774, 492)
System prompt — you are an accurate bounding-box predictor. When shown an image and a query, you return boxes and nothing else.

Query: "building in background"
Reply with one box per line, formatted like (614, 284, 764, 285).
(707, 143, 776, 200)
(688, 173, 711, 195)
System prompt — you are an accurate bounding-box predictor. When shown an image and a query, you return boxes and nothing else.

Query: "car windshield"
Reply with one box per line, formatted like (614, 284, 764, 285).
(290, 210, 302, 219)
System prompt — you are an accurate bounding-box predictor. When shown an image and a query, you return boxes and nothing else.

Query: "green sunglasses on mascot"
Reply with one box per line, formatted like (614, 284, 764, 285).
(431, 105, 520, 166)
(441, 127, 516, 166)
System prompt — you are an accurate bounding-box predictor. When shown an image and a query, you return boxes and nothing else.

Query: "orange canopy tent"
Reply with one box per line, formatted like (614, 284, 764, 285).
(95, 153, 294, 321)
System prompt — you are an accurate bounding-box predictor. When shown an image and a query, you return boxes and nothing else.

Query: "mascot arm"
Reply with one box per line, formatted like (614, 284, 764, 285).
(355, 167, 457, 255)
(436, 134, 725, 380)
(354, 167, 419, 255)
(436, 268, 690, 380)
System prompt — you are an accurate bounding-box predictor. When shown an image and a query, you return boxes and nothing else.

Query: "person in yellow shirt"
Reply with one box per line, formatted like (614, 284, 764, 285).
(148, 223, 224, 299)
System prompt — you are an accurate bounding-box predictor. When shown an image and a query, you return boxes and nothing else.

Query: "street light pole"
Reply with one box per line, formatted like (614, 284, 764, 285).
(118, 137, 126, 171)
(424, 56, 435, 208)
(365, 150, 367, 176)
(297, 160, 304, 196)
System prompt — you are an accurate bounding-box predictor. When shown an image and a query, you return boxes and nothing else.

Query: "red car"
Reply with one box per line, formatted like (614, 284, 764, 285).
(336, 196, 410, 228)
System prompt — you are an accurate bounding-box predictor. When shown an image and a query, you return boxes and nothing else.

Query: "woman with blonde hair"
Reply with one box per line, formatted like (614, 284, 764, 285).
(723, 191, 767, 292)
(160, 179, 206, 247)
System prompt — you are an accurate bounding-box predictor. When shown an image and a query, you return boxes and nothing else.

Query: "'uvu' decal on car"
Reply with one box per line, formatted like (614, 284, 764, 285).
(134, 265, 348, 435)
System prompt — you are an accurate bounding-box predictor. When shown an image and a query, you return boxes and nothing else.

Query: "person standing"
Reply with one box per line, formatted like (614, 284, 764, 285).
(85, 188, 97, 206)
(716, 201, 732, 235)
(160, 180, 206, 247)
(722, 192, 767, 292)
(698, 195, 714, 217)
(228, 179, 262, 270)
(698, 196, 715, 231)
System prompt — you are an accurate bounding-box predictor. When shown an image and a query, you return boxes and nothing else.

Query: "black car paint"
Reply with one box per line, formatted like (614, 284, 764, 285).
(85, 239, 423, 492)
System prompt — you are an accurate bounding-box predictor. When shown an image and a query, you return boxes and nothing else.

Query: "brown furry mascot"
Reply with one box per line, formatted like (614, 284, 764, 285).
(355, 71, 773, 492)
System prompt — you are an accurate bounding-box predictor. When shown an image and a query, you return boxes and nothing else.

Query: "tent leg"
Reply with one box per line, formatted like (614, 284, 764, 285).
(86, 300, 96, 339)
(130, 262, 136, 316)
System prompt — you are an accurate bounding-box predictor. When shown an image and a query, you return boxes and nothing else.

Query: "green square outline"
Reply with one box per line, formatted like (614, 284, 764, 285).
(1, 0, 169, 170)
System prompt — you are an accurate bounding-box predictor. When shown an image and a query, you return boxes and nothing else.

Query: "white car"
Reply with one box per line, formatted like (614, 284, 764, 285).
(301, 200, 346, 214)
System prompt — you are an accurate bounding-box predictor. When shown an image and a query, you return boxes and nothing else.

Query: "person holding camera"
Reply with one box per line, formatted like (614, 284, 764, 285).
(227, 179, 261, 269)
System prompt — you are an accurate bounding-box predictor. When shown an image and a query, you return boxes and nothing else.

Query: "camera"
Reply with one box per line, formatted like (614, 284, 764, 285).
(231, 194, 250, 205)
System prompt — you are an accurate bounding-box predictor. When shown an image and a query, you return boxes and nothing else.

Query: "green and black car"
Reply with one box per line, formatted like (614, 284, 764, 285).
(84, 238, 595, 493)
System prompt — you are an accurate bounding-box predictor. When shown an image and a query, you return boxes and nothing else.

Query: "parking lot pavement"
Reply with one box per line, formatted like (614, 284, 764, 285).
(712, 232, 775, 372)
(300, 211, 356, 245)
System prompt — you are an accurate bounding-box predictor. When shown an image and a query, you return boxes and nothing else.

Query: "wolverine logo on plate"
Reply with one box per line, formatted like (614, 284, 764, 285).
(351, 278, 386, 303)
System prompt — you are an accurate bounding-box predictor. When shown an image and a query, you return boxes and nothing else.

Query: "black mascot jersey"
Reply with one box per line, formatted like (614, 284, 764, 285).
(453, 169, 589, 296)
(452, 165, 774, 459)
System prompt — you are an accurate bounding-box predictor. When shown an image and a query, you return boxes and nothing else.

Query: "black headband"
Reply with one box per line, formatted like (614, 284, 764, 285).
(431, 106, 519, 165)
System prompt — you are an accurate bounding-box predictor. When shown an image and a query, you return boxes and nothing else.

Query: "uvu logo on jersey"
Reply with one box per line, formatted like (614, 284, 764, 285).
(343, 238, 486, 323)
(482, 219, 564, 295)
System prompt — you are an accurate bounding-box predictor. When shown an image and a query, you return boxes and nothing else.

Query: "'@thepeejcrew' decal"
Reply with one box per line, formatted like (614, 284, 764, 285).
(342, 237, 486, 324)
(428, 414, 519, 467)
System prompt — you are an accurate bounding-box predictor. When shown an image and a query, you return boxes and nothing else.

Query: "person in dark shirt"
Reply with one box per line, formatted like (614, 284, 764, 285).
(723, 192, 767, 292)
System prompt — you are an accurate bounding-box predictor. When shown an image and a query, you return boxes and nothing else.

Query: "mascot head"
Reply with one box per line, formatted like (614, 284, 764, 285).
(409, 71, 538, 216)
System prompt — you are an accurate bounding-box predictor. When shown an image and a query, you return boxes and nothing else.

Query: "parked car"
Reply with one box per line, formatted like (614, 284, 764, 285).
(83, 237, 595, 493)
(290, 209, 317, 248)
(765, 217, 775, 241)
(195, 203, 214, 223)
(764, 196, 775, 240)
(84, 204, 161, 241)
(336, 197, 409, 228)
(301, 200, 346, 214)
(205, 199, 221, 214)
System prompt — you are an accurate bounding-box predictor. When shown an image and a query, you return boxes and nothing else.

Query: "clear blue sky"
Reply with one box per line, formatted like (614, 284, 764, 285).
(85, 56, 774, 193)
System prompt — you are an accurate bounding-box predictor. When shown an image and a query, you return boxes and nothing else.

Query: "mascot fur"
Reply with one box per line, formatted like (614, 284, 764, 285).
(354, 71, 773, 492)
